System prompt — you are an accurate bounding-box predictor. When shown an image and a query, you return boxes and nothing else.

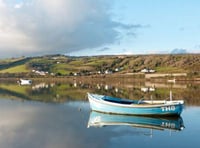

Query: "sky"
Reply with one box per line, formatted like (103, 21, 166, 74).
(0, 0, 200, 58)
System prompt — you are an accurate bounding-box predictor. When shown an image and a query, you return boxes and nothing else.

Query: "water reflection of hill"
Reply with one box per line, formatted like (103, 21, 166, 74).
(0, 79, 199, 105)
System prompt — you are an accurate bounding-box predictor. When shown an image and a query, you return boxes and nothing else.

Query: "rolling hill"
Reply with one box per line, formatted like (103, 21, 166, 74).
(0, 54, 199, 78)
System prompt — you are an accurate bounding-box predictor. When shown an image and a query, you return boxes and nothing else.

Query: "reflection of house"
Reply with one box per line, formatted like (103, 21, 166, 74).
(32, 83, 49, 90)
(167, 79, 176, 83)
(141, 87, 148, 92)
(141, 87, 155, 92)
(149, 87, 155, 91)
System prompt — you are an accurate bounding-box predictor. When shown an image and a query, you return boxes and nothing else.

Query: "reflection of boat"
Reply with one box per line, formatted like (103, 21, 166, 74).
(17, 79, 32, 85)
(87, 93, 184, 116)
(88, 111, 185, 131)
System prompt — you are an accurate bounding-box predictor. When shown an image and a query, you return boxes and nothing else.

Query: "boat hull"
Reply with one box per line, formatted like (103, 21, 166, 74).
(88, 93, 184, 116)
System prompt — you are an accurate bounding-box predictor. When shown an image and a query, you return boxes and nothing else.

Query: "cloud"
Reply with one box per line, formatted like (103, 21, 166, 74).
(170, 48, 187, 54)
(98, 47, 110, 52)
(194, 44, 200, 49)
(0, 101, 115, 148)
(0, 0, 141, 58)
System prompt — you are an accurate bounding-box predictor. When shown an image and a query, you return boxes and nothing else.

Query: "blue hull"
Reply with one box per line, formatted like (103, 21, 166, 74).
(88, 111, 184, 131)
(88, 93, 184, 116)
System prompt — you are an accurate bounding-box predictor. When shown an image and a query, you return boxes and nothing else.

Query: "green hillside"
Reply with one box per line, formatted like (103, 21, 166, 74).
(0, 65, 30, 73)
(0, 54, 199, 77)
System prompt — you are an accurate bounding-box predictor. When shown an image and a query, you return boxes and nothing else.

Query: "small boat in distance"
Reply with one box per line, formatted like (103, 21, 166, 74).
(87, 93, 184, 116)
(88, 111, 185, 131)
(17, 79, 32, 85)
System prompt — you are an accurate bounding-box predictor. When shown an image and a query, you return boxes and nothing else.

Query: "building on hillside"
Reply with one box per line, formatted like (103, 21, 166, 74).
(141, 68, 156, 73)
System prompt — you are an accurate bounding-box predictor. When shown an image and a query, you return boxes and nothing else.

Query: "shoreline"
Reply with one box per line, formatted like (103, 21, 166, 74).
(0, 73, 200, 83)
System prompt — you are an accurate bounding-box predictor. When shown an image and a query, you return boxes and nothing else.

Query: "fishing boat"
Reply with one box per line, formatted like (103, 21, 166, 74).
(87, 93, 184, 116)
(88, 111, 185, 131)
(17, 79, 32, 85)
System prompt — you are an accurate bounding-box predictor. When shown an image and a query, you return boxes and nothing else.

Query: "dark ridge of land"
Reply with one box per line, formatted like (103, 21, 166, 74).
(0, 57, 31, 70)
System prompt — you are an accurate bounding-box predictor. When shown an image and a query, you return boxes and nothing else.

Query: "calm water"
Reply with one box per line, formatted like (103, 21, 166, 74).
(0, 80, 200, 148)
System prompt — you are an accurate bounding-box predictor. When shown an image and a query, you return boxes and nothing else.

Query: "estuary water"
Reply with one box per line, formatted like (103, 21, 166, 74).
(0, 80, 200, 148)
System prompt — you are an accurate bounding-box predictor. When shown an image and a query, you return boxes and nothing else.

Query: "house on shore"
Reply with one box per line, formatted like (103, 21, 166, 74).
(141, 68, 156, 73)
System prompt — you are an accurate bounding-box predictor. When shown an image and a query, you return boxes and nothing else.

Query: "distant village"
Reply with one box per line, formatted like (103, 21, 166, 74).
(31, 67, 156, 77)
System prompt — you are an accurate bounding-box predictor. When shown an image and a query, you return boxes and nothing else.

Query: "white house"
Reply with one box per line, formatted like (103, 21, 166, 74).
(141, 68, 156, 73)
(141, 69, 149, 73)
